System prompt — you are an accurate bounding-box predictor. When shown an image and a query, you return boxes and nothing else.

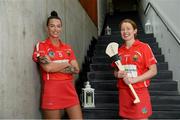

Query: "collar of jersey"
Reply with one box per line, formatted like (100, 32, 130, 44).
(46, 38, 65, 48)
(122, 39, 141, 49)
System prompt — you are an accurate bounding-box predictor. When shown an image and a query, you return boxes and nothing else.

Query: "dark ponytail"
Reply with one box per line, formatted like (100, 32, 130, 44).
(46, 10, 62, 26)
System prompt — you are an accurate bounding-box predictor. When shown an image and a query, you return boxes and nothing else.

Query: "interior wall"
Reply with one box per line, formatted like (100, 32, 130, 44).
(97, 0, 107, 36)
(0, 0, 97, 118)
(138, 0, 180, 91)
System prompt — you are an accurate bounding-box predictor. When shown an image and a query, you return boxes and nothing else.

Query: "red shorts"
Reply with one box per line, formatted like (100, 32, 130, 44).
(119, 87, 152, 119)
(41, 80, 80, 110)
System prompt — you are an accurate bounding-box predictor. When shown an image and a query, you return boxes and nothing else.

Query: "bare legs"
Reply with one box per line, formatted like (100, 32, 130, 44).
(66, 104, 83, 119)
(43, 109, 61, 119)
(42, 104, 82, 119)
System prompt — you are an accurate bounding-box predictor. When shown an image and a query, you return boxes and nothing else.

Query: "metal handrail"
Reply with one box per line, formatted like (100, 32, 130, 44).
(144, 2, 180, 45)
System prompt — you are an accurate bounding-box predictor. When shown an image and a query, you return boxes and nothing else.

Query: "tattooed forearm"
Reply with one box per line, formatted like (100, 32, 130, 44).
(65, 66, 75, 73)
(61, 66, 77, 74)
(38, 56, 50, 64)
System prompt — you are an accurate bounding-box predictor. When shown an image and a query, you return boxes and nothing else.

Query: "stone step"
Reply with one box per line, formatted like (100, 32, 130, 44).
(95, 41, 158, 48)
(94, 46, 161, 55)
(89, 78, 174, 83)
(91, 55, 165, 63)
(94, 90, 179, 96)
(83, 109, 180, 119)
(90, 62, 168, 71)
(93, 95, 180, 104)
(90, 81, 177, 91)
(96, 39, 158, 47)
(88, 71, 172, 80)
(95, 42, 158, 49)
(83, 103, 180, 111)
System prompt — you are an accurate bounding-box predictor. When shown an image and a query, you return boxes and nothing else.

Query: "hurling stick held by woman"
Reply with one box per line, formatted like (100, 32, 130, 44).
(105, 42, 140, 104)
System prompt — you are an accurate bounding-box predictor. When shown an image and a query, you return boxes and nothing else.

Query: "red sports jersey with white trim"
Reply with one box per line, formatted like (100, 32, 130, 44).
(116, 40, 157, 89)
(32, 38, 76, 81)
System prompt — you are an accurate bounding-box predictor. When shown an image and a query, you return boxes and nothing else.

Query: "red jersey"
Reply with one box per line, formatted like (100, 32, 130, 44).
(32, 38, 76, 81)
(114, 40, 157, 89)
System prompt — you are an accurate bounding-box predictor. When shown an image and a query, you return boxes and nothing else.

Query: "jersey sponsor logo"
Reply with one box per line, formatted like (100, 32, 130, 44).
(123, 64, 137, 77)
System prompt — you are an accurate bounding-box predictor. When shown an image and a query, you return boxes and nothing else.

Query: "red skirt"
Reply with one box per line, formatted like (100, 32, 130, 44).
(119, 87, 152, 119)
(41, 80, 80, 110)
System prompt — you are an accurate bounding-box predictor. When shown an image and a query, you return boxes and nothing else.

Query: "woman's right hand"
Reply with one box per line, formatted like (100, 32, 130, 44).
(114, 70, 127, 78)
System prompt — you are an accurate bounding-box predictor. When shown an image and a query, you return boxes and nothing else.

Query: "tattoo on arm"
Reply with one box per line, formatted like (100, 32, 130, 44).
(62, 66, 77, 74)
(38, 56, 50, 64)
(64, 66, 75, 73)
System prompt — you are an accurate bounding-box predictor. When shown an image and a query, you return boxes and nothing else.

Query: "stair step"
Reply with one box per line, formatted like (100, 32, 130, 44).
(93, 95, 180, 104)
(90, 62, 168, 71)
(90, 78, 174, 83)
(94, 45, 161, 55)
(83, 109, 180, 119)
(151, 111, 180, 119)
(95, 90, 179, 96)
(83, 109, 118, 119)
(96, 38, 158, 46)
(95, 42, 159, 50)
(92, 55, 165, 63)
(90, 81, 177, 91)
(83, 103, 180, 111)
(88, 71, 172, 80)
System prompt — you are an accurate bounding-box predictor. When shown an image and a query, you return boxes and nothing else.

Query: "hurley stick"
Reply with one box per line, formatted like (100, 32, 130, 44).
(105, 42, 140, 104)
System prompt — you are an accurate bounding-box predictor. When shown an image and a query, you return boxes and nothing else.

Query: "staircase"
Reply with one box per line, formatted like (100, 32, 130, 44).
(81, 11, 180, 119)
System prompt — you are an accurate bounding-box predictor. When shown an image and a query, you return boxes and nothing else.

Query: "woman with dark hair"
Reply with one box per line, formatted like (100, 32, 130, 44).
(32, 11, 82, 119)
(113, 19, 157, 119)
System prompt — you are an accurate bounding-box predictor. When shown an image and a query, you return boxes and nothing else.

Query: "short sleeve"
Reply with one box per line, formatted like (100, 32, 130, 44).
(144, 44, 157, 68)
(32, 42, 39, 62)
(32, 42, 46, 63)
(67, 45, 76, 61)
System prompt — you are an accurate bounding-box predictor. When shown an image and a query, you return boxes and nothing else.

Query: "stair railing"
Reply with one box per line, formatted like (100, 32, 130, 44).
(144, 2, 180, 46)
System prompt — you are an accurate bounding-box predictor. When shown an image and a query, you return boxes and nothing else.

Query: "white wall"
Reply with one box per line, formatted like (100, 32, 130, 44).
(0, 0, 97, 118)
(138, 0, 180, 91)
(98, 0, 107, 36)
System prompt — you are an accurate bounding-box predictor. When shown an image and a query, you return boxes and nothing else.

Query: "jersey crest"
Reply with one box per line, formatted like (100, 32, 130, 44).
(48, 51, 55, 58)
(133, 54, 138, 61)
(142, 107, 148, 114)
